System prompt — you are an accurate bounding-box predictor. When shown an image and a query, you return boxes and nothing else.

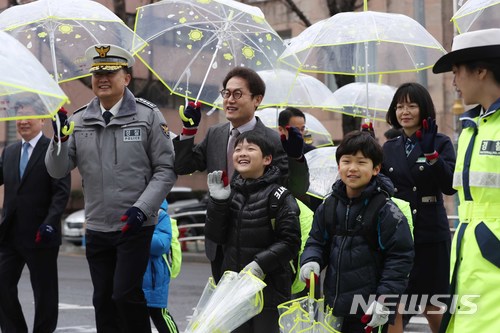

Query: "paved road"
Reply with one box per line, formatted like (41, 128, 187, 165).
(17, 244, 430, 332)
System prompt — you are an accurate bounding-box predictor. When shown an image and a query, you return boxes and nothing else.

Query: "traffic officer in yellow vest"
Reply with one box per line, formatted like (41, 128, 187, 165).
(433, 28, 500, 333)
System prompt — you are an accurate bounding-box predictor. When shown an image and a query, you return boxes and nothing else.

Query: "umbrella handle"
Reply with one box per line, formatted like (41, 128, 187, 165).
(178, 105, 194, 126)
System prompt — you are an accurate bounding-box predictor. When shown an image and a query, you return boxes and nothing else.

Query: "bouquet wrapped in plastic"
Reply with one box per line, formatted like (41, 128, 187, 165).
(184, 271, 266, 333)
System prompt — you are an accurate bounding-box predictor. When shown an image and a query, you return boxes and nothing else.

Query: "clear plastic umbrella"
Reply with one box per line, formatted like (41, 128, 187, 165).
(134, 0, 292, 107)
(278, 3, 445, 121)
(257, 69, 337, 109)
(0, 0, 146, 83)
(0, 30, 68, 121)
(185, 271, 266, 333)
(452, 0, 500, 33)
(255, 108, 333, 148)
(304, 147, 338, 199)
(323, 82, 396, 122)
(279, 10, 446, 77)
(278, 272, 342, 333)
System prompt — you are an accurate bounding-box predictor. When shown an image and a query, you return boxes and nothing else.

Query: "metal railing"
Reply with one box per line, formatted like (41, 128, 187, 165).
(174, 212, 462, 252)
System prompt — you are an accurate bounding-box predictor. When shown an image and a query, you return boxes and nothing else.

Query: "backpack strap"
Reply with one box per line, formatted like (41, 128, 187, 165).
(321, 195, 338, 240)
(359, 192, 389, 251)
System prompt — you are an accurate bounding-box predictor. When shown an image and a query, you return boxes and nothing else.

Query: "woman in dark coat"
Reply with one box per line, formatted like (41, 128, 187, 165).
(382, 82, 456, 333)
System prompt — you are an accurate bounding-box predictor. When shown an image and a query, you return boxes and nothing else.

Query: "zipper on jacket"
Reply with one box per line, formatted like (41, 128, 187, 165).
(113, 131, 117, 165)
(236, 193, 247, 271)
(332, 201, 350, 308)
(151, 264, 156, 290)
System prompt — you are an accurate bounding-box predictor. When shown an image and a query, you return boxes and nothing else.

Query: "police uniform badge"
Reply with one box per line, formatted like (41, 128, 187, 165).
(160, 123, 170, 139)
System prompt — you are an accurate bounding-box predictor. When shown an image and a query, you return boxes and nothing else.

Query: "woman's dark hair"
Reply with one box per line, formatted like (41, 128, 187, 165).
(386, 82, 436, 129)
(234, 131, 274, 158)
(461, 60, 500, 84)
(336, 130, 383, 167)
(222, 67, 266, 97)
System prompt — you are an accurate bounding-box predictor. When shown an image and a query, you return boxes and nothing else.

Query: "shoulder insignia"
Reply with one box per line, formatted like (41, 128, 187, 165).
(73, 104, 88, 115)
(136, 98, 157, 109)
(160, 123, 170, 139)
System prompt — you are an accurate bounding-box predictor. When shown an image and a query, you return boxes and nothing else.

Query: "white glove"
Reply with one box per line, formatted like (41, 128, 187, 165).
(207, 170, 231, 200)
(364, 300, 389, 329)
(299, 262, 320, 282)
(239, 261, 265, 280)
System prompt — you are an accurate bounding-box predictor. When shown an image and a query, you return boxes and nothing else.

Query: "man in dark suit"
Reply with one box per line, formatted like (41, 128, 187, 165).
(0, 100, 71, 333)
(174, 67, 309, 282)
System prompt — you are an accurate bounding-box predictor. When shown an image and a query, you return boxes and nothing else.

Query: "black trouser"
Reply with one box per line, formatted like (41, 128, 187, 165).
(0, 244, 59, 333)
(232, 307, 279, 333)
(86, 227, 154, 333)
(148, 307, 179, 333)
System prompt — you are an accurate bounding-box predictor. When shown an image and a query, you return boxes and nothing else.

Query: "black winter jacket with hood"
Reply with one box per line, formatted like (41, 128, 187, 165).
(205, 165, 301, 308)
(301, 174, 414, 318)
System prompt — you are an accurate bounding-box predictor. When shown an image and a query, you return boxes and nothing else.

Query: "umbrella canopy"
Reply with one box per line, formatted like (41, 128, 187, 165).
(211, 69, 338, 110)
(0, 0, 146, 83)
(324, 82, 396, 121)
(257, 70, 337, 109)
(134, 0, 291, 107)
(452, 0, 500, 33)
(185, 271, 266, 333)
(255, 108, 334, 147)
(279, 10, 446, 76)
(304, 147, 338, 199)
(0, 30, 68, 121)
(278, 272, 342, 333)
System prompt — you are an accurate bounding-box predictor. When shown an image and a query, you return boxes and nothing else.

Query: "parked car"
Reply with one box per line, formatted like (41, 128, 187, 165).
(62, 187, 202, 245)
(170, 195, 208, 251)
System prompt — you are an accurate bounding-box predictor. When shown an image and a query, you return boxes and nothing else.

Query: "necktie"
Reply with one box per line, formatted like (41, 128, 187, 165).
(103, 111, 113, 125)
(19, 142, 30, 178)
(405, 138, 415, 156)
(227, 128, 240, 180)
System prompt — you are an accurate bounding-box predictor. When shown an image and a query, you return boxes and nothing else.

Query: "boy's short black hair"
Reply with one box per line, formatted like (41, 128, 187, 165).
(336, 130, 383, 167)
(233, 131, 274, 158)
(278, 107, 306, 127)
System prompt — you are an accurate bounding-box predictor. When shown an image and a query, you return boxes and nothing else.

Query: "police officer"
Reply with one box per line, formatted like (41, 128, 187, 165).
(45, 44, 177, 333)
(433, 29, 500, 333)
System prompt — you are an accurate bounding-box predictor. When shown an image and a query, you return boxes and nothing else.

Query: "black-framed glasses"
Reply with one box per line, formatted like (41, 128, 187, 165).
(220, 89, 249, 100)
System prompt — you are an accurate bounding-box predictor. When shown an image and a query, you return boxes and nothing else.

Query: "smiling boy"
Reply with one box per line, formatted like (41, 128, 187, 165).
(204, 131, 301, 333)
(300, 130, 414, 333)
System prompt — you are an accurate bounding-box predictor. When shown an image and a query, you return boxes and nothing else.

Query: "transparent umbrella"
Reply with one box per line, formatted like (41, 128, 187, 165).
(210, 69, 338, 112)
(452, 0, 500, 33)
(278, 2, 445, 120)
(304, 147, 338, 199)
(0, 30, 68, 121)
(324, 82, 396, 122)
(255, 108, 334, 148)
(0, 0, 146, 83)
(134, 0, 292, 107)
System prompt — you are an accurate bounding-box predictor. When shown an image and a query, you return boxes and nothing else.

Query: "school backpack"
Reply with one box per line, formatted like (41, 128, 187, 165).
(320, 192, 414, 251)
(159, 208, 182, 279)
(268, 185, 314, 295)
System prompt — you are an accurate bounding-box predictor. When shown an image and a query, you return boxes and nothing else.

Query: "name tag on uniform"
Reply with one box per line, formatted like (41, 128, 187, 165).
(416, 157, 427, 163)
(123, 128, 142, 141)
(479, 140, 500, 156)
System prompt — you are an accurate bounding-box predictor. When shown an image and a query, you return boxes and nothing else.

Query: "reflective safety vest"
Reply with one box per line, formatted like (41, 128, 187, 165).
(444, 104, 500, 333)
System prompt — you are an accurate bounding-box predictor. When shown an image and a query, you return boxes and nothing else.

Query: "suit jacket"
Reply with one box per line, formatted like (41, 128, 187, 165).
(0, 135, 71, 248)
(173, 117, 309, 260)
(382, 133, 456, 243)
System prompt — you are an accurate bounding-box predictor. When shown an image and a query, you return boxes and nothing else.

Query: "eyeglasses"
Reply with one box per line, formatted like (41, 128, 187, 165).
(220, 89, 251, 100)
(395, 103, 419, 112)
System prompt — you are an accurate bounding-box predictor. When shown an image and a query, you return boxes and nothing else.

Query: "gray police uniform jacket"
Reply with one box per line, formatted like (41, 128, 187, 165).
(45, 88, 177, 232)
